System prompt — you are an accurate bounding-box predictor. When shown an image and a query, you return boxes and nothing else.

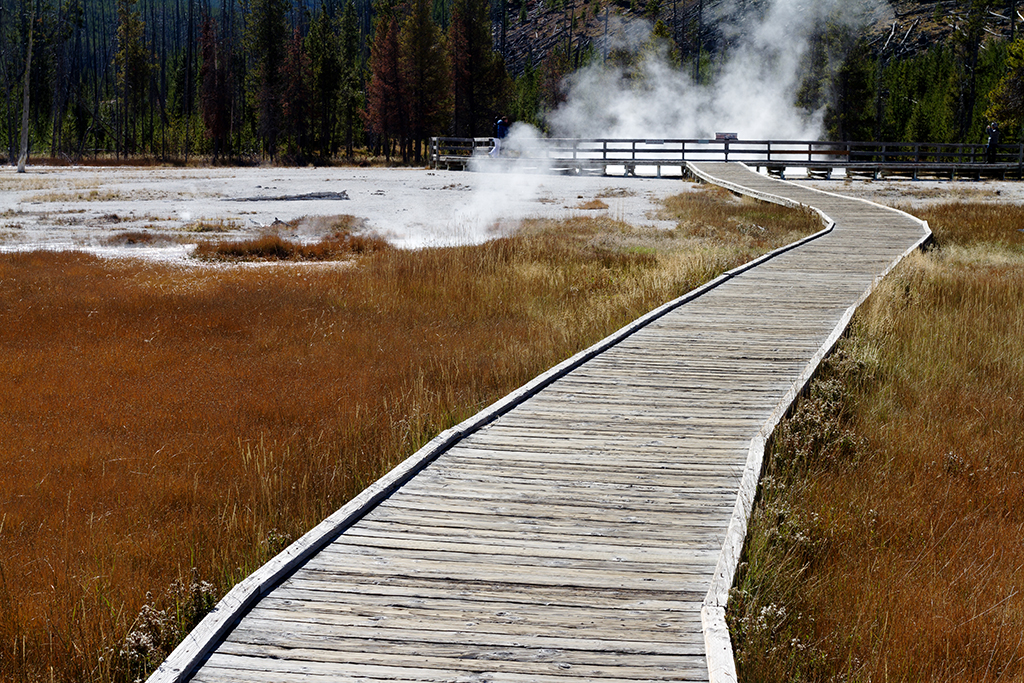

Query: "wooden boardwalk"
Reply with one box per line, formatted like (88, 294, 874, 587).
(430, 136, 1024, 180)
(151, 163, 931, 683)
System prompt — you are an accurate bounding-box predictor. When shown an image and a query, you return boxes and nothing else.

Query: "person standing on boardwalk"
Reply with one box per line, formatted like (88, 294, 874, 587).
(489, 116, 509, 157)
(986, 122, 1001, 163)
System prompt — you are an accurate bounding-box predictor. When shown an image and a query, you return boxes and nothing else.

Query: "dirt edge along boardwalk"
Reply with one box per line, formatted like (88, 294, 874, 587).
(149, 162, 931, 683)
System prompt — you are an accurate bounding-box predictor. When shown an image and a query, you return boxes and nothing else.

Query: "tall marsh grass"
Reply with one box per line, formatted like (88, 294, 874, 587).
(731, 202, 1024, 681)
(0, 186, 820, 683)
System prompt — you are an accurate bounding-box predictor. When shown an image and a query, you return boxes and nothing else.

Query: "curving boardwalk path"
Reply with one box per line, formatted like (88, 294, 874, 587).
(151, 163, 931, 683)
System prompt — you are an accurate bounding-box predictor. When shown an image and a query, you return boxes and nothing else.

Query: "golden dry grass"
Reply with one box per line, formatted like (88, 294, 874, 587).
(731, 202, 1024, 682)
(0, 187, 820, 683)
(191, 218, 388, 261)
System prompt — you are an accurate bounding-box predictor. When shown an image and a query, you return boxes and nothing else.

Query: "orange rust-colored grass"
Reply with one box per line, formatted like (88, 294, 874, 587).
(0, 194, 820, 683)
(731, 202, 1024, 682)
(191, 217, 390, 261)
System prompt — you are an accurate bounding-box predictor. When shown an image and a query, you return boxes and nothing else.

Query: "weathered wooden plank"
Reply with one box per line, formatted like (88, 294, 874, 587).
(247, 597, 707, 634)
(361, 507, 732, 540)
(422, 464, 743, 489)
(376, 492, 738, 521)
(396, 477, 742, 503)
(226, 618, 705, 655)
(212, 641, 707, 678)
(300, 557, 714, 592)
(277, 575, 707, 612)
(450, 440, 750, 456)
(194, 654, 711, 682)
(447, 442, 750, 460)
(232, 604, 706, 644)
(325, 530, 721, 565)
(271, 581, 705, 614)
(343, 521, 726, 549)
(310, 542, 720, 578)
(462, 429, 757, 447)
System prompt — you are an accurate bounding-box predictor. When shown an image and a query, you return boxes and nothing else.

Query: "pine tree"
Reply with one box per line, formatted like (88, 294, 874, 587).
(306, 5, 341, 159)
(199, 14, 231, 160)
(279, 26, 311, 161)
(114, 0, 151, 156)
(952, 0, 994, 140)
(245, 0, 289, 158)
(399, 0, 450, 162)
(824, 38, 876, 142)
(16, 0, 34, 171)
(338, 0, 364, 158)
(365, 12, 403, 158)
(510, 53, 541, 128)
(448, 0, 506, 137)
(987, 37, 1024, 135)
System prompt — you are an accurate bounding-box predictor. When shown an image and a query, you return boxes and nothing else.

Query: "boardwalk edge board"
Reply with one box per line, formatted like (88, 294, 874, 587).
(688, 162, 932, 683)
(148, 173, 839, 683)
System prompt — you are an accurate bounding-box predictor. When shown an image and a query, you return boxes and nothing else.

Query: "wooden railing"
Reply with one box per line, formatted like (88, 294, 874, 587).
(429, 137, 1024, 178)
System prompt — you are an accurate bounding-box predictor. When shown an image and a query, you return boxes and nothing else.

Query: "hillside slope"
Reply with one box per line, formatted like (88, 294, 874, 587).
(499, 0, 1019, 76)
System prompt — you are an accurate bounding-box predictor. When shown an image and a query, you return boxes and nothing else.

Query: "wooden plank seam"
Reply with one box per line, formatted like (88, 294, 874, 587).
(147, 177, 839, 683)
(688, 162, 932, 683)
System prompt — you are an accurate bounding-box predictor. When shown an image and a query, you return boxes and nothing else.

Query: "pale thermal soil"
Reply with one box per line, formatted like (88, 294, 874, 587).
(797, 175, 1024, 209)
(0, 165, 689, 262)
(2, 165, 1021, 263)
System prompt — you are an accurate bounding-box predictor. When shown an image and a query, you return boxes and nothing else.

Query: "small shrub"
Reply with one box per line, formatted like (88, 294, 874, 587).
(192, 227, 390, 262)
(187, 218, 240, 233)
(103, 231, 178, 246)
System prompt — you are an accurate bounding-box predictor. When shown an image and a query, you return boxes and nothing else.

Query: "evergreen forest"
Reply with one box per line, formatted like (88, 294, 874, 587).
(0, 0, 1022, 165)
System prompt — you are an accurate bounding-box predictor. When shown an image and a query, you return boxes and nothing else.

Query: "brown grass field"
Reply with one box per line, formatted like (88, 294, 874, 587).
(0, 186, 819, 683)
(731, 202, 1024, 681)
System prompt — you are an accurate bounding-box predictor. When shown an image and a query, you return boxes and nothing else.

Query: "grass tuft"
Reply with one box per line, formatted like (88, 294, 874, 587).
(102, 231, 181, 246)
(186, 218, 240, 233)
(192, 216, 388, 261)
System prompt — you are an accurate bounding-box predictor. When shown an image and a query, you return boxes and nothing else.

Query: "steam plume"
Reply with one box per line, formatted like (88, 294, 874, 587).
(546, 0, 890, 140)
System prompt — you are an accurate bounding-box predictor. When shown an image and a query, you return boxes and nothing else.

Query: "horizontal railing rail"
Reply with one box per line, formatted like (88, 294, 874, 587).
(430, 137, 1024, 176)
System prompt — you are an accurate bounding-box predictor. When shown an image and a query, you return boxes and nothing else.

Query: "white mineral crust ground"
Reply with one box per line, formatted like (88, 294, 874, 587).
(0, 165, 690, 261)
(1, 164, 1019, 263)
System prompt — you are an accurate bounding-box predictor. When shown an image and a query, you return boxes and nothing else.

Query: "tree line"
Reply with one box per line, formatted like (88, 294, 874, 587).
(0, 0, 515, 164)
(1, 0, 1022, 166)
(803, 0, 1022, 145)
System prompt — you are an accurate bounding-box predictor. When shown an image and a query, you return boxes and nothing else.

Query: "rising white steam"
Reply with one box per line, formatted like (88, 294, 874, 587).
(432, 123, 555, 245)
(547, 0, 890, 140)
